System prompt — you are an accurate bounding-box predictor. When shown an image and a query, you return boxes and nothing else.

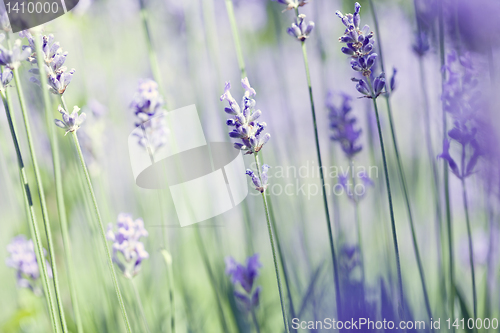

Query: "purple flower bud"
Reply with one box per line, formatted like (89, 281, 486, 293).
(356, 79, 370, 95)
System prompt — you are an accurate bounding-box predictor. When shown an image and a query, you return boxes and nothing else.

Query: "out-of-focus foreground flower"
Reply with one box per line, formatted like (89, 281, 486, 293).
(106, 213, 149, 278)
(225, 254, 262, 312)
(6, 235, 52, 294)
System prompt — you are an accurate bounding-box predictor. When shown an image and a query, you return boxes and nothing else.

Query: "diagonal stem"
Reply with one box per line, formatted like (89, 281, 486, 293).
(12, 59, 68, 333)
(298, 32, 342, 318)
(70, 131, 132, 333)
(1, 89, 59, 333)
(254, 153, 290, 333)
(131, 278, 151, 333)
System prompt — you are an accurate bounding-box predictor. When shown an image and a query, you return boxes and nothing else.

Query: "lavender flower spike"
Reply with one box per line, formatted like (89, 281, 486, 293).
(106, 213, 149, 279)
(287, 14, 315, 42)
(221, 78, 270, 155)
(246, 164, 270, 193)
(0, 36, 31, 70)
(337, 2, 386, 98)
(20, 31, 76, 95)
(54, 105, 86, 135)
(6, 235, 52, 294)
(327, 92, 362, 158)
(225, 254, 262, 312)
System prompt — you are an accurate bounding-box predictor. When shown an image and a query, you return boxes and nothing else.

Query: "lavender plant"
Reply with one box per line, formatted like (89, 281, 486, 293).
(107, 213, 151, 332)
(225, 254, 262, 332)
(221, 78, 289, 332)
(338, 2, 434, 322)
(439, 51, 482, 319)
(6, 235, 52, 295)
(275, 1, 342, 318)
(55, 104, 133, 333)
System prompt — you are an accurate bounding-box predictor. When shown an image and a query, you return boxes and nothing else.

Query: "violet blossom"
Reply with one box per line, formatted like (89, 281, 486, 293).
(225, 254, 262, 312)
(54, 105, 86, 135)
(287, 14, 314, 42)
(246, 164, 270, 193)
(106, 213, 149, 278)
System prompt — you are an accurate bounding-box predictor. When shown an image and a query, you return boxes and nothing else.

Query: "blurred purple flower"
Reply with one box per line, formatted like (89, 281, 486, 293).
(225, 254, 262, 311)
(439, 52, 483, 179)
(412, 31, 430, 57)
(6, 235, 52, 294)
(20, 31, 75, 95)
(221, 78, 270, 155)
(54, 105, 86, 135)
(287, 14, 314, 42)
(336, 2, 386, 98)
(327, 92, 362, 158)
(131, 79, 169, 154)
(106, 213, 149, 278)
(338, 171, 373, 202)
(0, 35, 31, 71)
(246, 164, 270, 193)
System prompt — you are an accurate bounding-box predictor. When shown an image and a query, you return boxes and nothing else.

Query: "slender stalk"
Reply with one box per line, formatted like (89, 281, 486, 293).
(70, 131, 132, 333)
(131, 278, 151, 333)
(12, 61, 67, 333)
(368, 0, 433, 320)
(254, 153, 289, 333)
(224, 0, 247, 79)
(161, 249, 176, 333)
(461, 147, 477, 320)
(251, 309, 261, 333)
(1, 89, 59, 333)
(298, 26, 342, 317)
(349, 159, 365, 283)
(193, 227, 230, 332)
(138, 0, 169, 109)
(29, 31, 84, 332)
(367, 81, 404, 321)
(438, 0, 455, 323)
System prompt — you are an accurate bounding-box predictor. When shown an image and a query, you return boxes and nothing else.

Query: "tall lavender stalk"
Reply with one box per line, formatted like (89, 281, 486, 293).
(0, 82, 59, 333)
(224, 0, 247, 78)
(335, 3, 405, 320)
(53, 104, 132, 333)
(8, 32, 68, 332)
(438, 1, 455, 323)
(366, 0, 434, 319)
(282, 4, 342, 317)
(28, 32, 84, 333)
(221, 79, 289, 332)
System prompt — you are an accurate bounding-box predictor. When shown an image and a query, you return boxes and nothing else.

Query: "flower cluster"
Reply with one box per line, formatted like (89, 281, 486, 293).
(106, 213, 149, 278)
(6, 235, 52, 294)
(246, 164, 270, 193)
(272, 0, 308, 11)
(336, 3, 386, 98)
(20, 31, 75, 95)
(221, 78, 270, 155)
(131, 79, 169, 154)
(327, 92, 362, 158)
(338, 171, 373, 202)
(439, 52, 482, 179)
(0, 35, 32, 70)
(287, 14, 314, 42)
(225, 254, 262, 312)
(54, 105, 86, 135)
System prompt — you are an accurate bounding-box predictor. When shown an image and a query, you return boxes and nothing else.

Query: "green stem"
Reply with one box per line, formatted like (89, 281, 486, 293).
(161, 249, 176, 333)
(461, 147, 477, 321)
(438, 0, 455, 323)
(138, 0, 169, 109)
(131, 278, 151, 333)
(349, 159, 365, 283)
(70, 131, 132, 333)
(369, 0, 433, 321)
(12, 61, 67, 333)
(367, 81, 404, 322)
(251, 308, 261, 333)
(299, 37, 342, 318)
(193, 227, 230, 332)
(1, 89, 59, 333)
(254, 154, 289, 333)
(32, 30, 83, 332)
(224, 0, 247, 79)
